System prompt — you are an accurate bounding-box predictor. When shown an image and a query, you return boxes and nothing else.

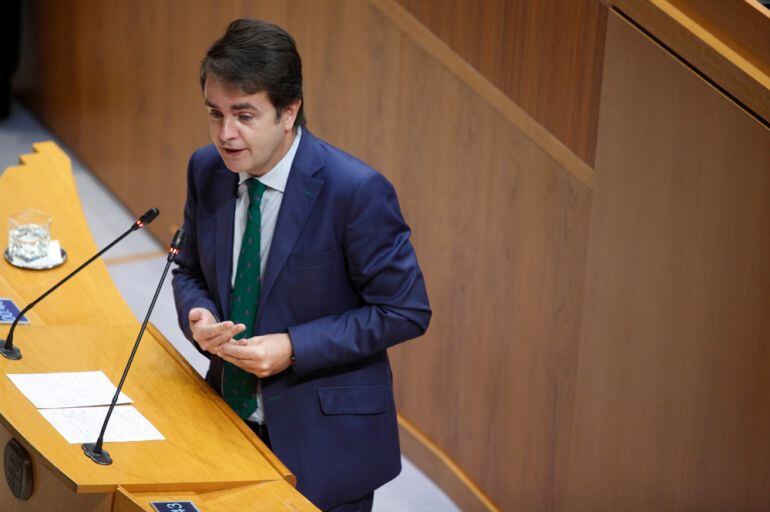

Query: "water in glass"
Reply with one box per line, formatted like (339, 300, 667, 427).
(9, 224, 50, 262)
(8, 210, 51, 263)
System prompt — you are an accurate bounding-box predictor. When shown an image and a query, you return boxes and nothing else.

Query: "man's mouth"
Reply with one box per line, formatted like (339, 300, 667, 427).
(222, 147, 246, 156)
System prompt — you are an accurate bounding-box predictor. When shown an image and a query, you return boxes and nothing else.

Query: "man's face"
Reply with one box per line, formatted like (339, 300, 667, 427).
(204, 78, 299, 176)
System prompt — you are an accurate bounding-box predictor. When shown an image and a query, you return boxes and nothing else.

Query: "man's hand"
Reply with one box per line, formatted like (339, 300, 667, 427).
(217, 333, 293, 378)
(189, 307, 245, 354)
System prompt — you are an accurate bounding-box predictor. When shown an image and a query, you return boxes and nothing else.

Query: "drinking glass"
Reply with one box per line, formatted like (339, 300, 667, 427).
(8, 209, 51, 263)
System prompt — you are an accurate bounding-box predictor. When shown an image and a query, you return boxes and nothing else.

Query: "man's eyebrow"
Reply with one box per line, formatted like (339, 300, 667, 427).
(203, 99, 258, 111)
(231, 102, 258, 111)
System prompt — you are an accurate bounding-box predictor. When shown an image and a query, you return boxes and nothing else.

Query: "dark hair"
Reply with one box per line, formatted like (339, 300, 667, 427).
(200, 18, 306, 129)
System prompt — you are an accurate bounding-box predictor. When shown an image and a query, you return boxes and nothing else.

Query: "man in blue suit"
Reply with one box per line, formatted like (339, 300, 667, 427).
(172, 19, 430, 511)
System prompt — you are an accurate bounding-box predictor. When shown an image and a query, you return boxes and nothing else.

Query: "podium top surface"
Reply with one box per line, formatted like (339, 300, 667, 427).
(0, 324, 283, 493)
(0, 141, 137, 326)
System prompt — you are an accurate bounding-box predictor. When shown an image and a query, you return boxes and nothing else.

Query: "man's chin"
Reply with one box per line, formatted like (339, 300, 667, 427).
(223, 161, 262, 176)
(218, 153, 249, 173)
(222, 162, 246, 174)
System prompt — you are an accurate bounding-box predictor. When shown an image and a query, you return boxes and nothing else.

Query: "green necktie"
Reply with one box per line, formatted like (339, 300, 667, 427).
(223, 178, 266, 419)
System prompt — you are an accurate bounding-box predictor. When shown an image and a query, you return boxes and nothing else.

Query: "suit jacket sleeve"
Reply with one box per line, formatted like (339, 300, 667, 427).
(287, 172, 431, 377)
(171, 151, 219, 358)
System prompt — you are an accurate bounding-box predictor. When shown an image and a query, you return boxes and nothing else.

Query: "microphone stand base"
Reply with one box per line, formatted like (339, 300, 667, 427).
(82, 443, 112, 465)
(0, 343, 21, 360)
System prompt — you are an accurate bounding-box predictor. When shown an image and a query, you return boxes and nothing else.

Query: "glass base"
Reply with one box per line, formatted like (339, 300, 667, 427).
(4, 247, 67, 270)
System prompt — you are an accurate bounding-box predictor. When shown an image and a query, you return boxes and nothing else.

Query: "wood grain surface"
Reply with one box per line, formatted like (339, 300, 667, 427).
(608, 0, 770, 123)
(114, 481, 318, 512)
(668, 0, 770, 76)
(394, 0, 608, 165)
(0, 426, 112, 512)
(563, 12, 770, 510)
(0, 142, 136, 329)
(0, 327, 282, 493)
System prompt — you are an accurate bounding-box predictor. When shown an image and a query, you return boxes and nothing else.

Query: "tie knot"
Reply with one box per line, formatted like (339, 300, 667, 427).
(246, 178, 267, 204)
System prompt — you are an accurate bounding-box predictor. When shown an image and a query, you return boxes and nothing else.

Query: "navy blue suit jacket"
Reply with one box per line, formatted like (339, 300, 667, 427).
(171, 129, 431, 509)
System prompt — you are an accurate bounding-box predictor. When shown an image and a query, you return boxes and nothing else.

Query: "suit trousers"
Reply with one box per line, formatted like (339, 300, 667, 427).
(325, 492, 374, 512)
(247, 421, 373, 511)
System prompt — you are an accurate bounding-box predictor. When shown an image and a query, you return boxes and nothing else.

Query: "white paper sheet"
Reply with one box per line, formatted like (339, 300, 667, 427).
(7, 371, 132, 409)
(39, 405, 164, 444)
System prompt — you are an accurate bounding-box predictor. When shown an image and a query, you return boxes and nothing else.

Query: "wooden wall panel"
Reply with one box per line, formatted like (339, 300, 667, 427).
(565, 12, 770, 511)
(22, 0, 210, 241)
(394, 0, 608, 165)
(381, 44, 592, 510)
(668, 0, 770, 76)
(21, 1, 301, 242)
(608, 0, 770, 124)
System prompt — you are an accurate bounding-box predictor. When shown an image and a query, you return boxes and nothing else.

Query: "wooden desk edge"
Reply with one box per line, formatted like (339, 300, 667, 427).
(114, 480, 319, 512)
(0, 325, 295, 496)
(147, 323, 297, 487)
(0, 413, 81, 493)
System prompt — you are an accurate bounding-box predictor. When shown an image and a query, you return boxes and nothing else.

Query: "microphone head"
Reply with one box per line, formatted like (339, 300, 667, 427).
(133, 208, 160, 230)
(168, 228, 186, 261)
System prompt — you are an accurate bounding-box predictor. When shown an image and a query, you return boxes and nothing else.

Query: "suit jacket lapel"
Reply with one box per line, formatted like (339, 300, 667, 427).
(215, 169, 238, 321)
(258, 131, 324, 321)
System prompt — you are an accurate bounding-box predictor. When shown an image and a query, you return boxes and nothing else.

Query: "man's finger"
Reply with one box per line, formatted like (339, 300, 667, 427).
(196, 323, 242, 351)
(199, 320, 233, 336)
(206, 328, 244, 348)
(218, 342, 256, 359)
(199, 322, 246, 344)
(220, 354, 266, 377)
(218, 352, 251, 369)
(201, 336, 235, 353)
(212, 323, 245, 341)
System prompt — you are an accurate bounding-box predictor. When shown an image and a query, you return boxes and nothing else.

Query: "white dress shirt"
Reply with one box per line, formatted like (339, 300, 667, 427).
(231, 128, 302, 424)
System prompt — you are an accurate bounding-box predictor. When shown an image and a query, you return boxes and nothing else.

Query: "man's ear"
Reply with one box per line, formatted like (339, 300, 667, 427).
(282, 98, 302, 131)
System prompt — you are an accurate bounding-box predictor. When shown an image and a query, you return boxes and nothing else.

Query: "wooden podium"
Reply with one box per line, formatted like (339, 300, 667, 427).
(0, 143, 318, 511)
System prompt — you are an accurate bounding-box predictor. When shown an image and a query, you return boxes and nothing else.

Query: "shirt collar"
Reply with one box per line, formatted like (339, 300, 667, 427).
(238, 127, 302, 193)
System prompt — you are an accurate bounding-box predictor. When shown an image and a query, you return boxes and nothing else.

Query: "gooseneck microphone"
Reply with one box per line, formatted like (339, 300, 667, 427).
(0, 208, 160, 360)
(83, 228, 185, 465)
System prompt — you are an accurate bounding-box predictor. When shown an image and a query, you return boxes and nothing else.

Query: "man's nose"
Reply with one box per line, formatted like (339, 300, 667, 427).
(219, 117, 237, 141)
